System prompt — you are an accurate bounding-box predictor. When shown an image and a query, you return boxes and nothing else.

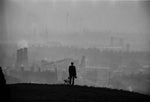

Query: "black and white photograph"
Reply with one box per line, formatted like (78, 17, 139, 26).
(0, 0, 150, 101)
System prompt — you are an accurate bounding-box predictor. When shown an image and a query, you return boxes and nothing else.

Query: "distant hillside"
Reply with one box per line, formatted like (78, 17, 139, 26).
(3, 84, 150, 102)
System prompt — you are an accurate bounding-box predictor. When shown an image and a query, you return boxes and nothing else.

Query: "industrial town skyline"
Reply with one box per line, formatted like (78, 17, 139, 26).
(1, 0, 149, 51)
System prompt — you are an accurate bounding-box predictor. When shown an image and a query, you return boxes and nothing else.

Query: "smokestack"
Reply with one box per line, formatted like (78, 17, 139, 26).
(16, 49, 21, 67)
(23, 47, 28, 65)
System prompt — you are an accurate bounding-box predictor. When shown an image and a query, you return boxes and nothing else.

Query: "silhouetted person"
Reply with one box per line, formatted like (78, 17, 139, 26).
(0, 66, 6, 85)
(68, 62, 77, 85)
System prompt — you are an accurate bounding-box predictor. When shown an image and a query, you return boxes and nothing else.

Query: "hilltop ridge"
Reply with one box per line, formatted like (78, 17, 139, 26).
(1, 84, 149, 102)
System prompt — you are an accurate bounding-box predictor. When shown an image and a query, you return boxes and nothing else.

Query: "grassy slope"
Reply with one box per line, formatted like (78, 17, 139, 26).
(2, 84, 150, 102)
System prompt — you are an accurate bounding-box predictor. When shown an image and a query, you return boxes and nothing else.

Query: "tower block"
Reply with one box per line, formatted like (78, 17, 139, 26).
(16, 47, 28, 70)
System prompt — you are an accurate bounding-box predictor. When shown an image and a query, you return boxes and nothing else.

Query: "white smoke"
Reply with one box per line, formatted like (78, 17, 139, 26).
(18, 40, 28, 49)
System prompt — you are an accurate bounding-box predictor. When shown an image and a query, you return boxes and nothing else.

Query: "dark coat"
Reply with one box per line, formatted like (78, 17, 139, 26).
(69, 65, 76, 76)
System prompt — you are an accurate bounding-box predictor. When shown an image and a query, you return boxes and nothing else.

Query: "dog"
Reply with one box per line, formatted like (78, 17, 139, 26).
(64, 77, 70, 84)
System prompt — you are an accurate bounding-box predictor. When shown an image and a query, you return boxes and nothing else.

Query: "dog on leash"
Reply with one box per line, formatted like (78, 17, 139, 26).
(64, 77, 70, 84)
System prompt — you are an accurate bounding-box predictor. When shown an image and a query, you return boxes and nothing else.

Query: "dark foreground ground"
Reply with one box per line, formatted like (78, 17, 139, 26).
(0, 84, 150, 102)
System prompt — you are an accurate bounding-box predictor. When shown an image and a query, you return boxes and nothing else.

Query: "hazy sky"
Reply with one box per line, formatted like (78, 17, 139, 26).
(2, 0, 150, 51)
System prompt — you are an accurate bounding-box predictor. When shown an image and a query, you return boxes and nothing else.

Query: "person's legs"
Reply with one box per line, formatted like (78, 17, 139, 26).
(72, 76, 74, 85)
(69, 76, 72, 85)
